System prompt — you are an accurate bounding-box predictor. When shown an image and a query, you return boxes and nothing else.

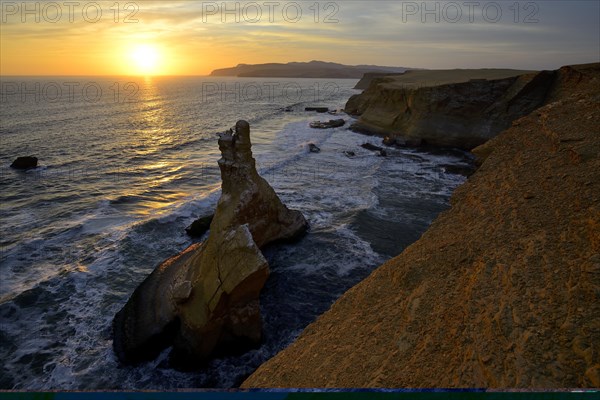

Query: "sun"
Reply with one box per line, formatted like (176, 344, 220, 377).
(130, 44, 161, 75)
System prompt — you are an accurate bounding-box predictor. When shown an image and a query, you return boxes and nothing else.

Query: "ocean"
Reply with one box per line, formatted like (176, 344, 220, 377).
(0, 76, 471, 389)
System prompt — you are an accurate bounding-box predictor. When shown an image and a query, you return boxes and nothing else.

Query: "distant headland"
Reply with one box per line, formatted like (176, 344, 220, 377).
(209, 60, 411, 79)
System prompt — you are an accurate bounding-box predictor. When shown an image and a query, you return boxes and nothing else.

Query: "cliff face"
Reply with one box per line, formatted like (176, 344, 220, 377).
(345, 67, 591, 150)
(243, 64, 600, 388)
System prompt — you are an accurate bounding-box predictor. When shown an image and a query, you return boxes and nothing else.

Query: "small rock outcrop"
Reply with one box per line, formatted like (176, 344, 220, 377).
(113, 120, 308, 366)
(309, 119, 345, 129)
(360, 143, 384, 152)
(308, 143, 321, 153)
(185, 214, 214, 237)
(383, 136, 422, 148)
(360, 143, 388, 157)
(305, 107, 329, 113)
(10, 156, 38, 169)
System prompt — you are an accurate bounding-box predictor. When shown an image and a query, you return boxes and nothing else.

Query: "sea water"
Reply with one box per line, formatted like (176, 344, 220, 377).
(0, 76, 471, 389)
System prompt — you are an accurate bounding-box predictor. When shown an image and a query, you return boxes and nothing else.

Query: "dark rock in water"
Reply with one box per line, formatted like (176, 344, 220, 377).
(185, 214, 214, 237)
(10, 156, 38, 170)
(397, 137, 423, 147)
(305, 107, 329, 113)
(442, 164, 475, 178)
(343, 151, 356, 158)
(282, 106, 293, 112)
(361, 143, 384, 152)
(309, 119, 345, 129)
(308, 143, 321, 153)
(383, 136, 397, 146)
(361, 143, 388, 156)
(382, 136, 423, 148)
(349, 122, 378, 136)
(113, 120, 308, 367)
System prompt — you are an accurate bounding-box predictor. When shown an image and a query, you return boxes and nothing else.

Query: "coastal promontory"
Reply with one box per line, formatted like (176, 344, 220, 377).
(210, 60, 409, 79)
(243, 63, 600, 388)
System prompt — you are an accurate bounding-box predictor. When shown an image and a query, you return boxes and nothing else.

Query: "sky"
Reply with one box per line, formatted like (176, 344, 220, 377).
(1, 0, 599, 75)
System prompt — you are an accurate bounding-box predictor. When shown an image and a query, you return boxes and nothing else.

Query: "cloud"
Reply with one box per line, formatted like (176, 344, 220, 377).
(1, 0, 598, 74)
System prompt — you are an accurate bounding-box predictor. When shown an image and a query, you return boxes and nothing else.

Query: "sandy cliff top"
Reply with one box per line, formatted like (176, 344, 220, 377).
(380, 68, 536, 88)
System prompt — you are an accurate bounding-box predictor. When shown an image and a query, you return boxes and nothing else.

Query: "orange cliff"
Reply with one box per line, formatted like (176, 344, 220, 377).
(242, 63, 600, 388)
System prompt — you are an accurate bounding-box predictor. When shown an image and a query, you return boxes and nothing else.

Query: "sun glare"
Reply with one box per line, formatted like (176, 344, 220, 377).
(130, 44, 161, 75)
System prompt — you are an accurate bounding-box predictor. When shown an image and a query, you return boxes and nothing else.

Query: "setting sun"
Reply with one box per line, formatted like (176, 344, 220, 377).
(130, 44, 161, 75)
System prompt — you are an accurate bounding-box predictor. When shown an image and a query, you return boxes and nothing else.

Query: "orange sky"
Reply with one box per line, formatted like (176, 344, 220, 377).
(1, 1, 598, 76)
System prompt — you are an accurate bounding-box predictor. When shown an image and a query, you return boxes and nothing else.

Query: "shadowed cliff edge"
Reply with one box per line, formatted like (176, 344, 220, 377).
(113, 121, 308, 367)
(242, 63, 600, 388)
(345, 66, 595, 150)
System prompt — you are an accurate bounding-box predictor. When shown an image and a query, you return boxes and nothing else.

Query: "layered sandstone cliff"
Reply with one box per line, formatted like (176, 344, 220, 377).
(243, 64, 600, 388)
(345, 66, 592, 150)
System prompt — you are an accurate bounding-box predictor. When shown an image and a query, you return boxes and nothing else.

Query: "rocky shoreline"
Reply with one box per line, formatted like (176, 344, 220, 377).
(111, 63, 599, 387)
(242, 63, 600, 388)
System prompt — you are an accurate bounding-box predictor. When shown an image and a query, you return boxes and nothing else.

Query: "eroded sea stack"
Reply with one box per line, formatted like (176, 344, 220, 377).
(113, 120, 308, 366)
